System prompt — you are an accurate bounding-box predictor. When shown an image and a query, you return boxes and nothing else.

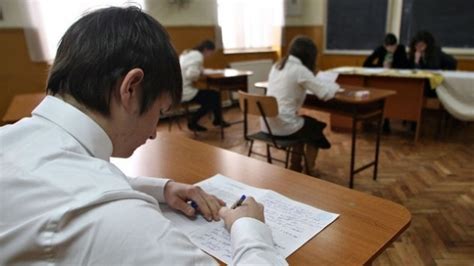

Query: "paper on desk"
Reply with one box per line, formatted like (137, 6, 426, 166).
(203, 68, 226, 75)
(316, 71, 339, 82)
(160, 174, 339, 264)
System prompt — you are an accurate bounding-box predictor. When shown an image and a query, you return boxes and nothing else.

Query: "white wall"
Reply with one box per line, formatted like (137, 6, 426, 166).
(147, 0, 217, 26)
(0, 0, 325, 28)
(0, 0, 30, 28)
(285, 0, 324, 26)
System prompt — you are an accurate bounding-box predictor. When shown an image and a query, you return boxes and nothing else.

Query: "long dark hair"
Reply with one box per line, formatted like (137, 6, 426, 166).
(193, 40, 216, 52)
(409, 31, 436, 63)
(47, 7, 182, 116)
(278, 36, 317, 72)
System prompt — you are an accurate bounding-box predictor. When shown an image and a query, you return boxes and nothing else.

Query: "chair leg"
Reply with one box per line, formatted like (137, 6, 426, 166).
(248, 140, 254, 157)
(176, 116, 182, 130)
(184, 104, 198, 137)
(266, 144, 272, 163)
(285, 147, 291, 168)
(302, 154, 309, 174)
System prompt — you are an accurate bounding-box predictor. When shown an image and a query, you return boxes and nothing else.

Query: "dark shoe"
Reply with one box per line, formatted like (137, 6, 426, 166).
(187, 123, 207, 132)
(213, 120, 231, 128)
(289, 164, 303, 172)
(383, 119, 391, 134)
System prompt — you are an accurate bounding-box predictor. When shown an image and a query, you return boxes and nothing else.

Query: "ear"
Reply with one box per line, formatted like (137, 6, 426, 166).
(119, 68, 144, 114)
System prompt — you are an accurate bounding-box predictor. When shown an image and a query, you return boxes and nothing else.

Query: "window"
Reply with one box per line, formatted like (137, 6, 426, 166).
(23, 0, 146, 62)
(217, 0, 284, 53)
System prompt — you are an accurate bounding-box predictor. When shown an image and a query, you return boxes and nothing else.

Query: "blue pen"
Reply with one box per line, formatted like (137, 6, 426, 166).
(189, 200, 198, 209)
(231, 195, 246, 209)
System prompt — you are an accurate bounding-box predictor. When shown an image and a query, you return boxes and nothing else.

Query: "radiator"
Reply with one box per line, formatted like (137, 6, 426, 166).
(229, 59, 273, 95)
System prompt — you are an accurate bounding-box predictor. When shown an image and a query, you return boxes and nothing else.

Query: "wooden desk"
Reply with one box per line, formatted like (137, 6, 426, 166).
(2, 92, 45, 124)
(336, 74, 426, 142)
(253, 82, 395, 188)
(194, 69, 253, 138)
(308, 86, 396, 188)
(112, 133, 411, 265)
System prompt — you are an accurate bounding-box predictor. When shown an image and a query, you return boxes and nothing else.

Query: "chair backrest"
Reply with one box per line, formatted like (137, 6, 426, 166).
(238, 91, 278, 117)
(238, 90, 280, 142)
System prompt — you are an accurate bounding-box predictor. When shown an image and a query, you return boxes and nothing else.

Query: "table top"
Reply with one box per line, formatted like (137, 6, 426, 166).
(334, 85, 396, 104)
(254, 81, 395, 104)
(202, 68, 253, 79)
(2, 92, 45, 123)
(112, 133, 411, 265)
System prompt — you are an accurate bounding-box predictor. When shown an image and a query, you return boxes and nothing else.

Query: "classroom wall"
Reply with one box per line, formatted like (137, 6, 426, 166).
(146, 0, 216, 26)
(0, 29, 49, 122)
(1, 0, 474, 119)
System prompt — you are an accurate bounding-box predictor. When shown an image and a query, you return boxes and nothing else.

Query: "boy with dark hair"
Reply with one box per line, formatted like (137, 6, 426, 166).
(363, 33, 409, 69)
(0, 7, 285, 265)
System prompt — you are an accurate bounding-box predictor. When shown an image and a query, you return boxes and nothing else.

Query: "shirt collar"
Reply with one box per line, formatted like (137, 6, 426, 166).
(288, 55, 303, 65)
(32, 96, 113, 161)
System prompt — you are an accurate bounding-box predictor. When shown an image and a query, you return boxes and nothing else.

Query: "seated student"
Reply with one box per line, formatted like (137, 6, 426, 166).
(364, 33, 409, 133)
(408, 30, 457, 71)
(0, 7, 286, 265)
(264, 36, 340, 174)
(363, 33, 409, 69)
(180, 40, 230, 132)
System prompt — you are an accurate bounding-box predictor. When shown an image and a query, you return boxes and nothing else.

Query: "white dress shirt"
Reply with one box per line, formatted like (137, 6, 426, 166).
(262, 55, 340, 136)
(180, 50, 203, 102)
(0, 96, 286, 265)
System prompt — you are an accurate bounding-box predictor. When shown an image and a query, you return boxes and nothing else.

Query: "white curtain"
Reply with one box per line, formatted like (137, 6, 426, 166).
(21, 0, 146, 63)
(217, 0, 284, 52)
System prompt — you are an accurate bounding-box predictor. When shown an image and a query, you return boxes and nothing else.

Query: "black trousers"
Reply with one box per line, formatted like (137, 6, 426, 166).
(188, 90, 223, 125)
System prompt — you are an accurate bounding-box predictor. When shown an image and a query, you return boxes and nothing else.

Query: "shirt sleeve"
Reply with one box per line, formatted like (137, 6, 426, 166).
(230, 217, 288, 265)
(184, 64, 202, 81)
(127, 176, 171, 203)
(297, 67, 340, 101)
(58, 199, 219, 266)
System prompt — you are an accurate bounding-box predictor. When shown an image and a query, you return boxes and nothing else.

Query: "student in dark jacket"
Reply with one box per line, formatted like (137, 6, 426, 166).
(364, 33, 409, 69)
(408, 30, 457, 70)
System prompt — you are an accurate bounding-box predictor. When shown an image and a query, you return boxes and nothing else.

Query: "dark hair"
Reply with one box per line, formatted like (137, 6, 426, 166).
(409, 30, 436, 61)
(278, 36, 317, 71)
(47, 6, 182, 116)
(193, 40, 216, 52)
(384, 33, 397, 46)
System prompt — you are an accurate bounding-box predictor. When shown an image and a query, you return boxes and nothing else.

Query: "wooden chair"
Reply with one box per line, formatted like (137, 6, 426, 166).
(238, 91, 309, 173)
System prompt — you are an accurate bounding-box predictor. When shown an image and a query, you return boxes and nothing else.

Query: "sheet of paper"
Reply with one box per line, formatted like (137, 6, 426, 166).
(203, 68, 226, 75)
(316, 71, 339, 82)
(160, 174, 339, 264)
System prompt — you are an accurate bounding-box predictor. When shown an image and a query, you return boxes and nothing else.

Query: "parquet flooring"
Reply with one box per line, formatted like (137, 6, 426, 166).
(158, 106, 474, 265)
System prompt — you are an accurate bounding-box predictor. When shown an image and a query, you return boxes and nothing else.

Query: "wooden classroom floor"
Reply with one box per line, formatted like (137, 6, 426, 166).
(158, 105, 474, 265)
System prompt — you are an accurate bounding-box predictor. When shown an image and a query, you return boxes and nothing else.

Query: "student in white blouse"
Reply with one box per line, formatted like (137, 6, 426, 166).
(0, 7, 286, 266)
(180, 40, 230, 132)
(264, 36, 340, 174)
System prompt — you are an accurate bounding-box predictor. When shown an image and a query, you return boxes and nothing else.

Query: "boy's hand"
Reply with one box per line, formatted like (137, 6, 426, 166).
(164, 181, 225, 221)
(219, 197, 265, 231)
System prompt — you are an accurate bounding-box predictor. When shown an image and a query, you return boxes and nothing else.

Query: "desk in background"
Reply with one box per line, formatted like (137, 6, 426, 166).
(194, 69, 253, 139)
(2, 92, 45, 124)
(254, 82, 395, 188)
(334, 71, 426, 142)
(112, 133, 411, 265)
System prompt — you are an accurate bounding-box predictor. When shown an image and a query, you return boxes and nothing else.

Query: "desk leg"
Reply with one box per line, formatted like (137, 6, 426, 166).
(218, 90, 225, 139)
(373, 111, 383, 180)
(349, 112, 357, 189)
(415, 115, 422, 143)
